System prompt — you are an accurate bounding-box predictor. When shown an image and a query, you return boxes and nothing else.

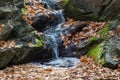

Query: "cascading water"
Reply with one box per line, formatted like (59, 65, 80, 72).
(44, 10, 65, 59)
(35, 0, 79, 67)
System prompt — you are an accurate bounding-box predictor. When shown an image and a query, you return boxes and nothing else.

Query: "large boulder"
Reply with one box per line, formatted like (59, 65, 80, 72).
(31, 10, 64, 31)
(61, 0, 120, 21)
(62, 21, 120, 69)
(0, 0, 52, 69)
(60, 0, 120, 69)
(103, 35, 120, 69)
(87, 22, 120, 69)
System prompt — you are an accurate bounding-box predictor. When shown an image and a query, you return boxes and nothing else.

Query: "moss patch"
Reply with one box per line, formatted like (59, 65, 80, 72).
(21, 0, 26, 15)
(60, 0, 69, 8)
(63, 2, 85, 20)
(97, 23, 109, 39)
(87, 42, 105, 64)
(86, 23, 110, 65)
(21, 8, 25, 15)
(62, 1, 112, 21)
(87, 23, 109, 46)
(34, 36, 44, 47)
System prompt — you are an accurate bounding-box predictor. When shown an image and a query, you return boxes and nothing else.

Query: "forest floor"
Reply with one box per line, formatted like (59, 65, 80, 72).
(0, 56, 120, 80)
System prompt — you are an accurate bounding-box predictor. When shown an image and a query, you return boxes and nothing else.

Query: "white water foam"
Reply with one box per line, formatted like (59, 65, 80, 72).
(34, 57, 80, 68)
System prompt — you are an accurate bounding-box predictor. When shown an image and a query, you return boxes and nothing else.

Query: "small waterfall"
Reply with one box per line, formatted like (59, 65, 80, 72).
(35, 0, 80, 67)
(44, 34, 59, 59)
(44, 10, 65, 59)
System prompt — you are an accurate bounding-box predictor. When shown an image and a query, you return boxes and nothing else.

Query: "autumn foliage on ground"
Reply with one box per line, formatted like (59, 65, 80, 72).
(0, 56, 120, 80)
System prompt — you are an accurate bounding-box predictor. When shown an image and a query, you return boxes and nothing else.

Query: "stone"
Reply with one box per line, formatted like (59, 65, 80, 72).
(61, 0, 120, 21)
(103, 35, 120, 69)
(86, 22, 120, 69)
(0, 0, 52, 69)
(32, 11, 62, 31)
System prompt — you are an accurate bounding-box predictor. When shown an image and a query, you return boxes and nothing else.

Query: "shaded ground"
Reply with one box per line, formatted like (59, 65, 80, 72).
(0, 56, 120, 80)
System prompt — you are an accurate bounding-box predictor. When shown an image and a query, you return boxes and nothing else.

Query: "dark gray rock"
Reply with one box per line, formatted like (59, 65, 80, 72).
(103, 36, 120, 69)
(62, 0, 120, 21)
(32, 10, 64, 31)
(0, 0, 52, 69)
(0, 20, 14, 40)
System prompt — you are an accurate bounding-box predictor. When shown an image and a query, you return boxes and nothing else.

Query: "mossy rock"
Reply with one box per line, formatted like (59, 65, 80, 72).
(61, 0, 120, 21)
(88, 23, 109, 45)
(62, 1, 89, 20)
(87, 42, 105, 64)
(87, 36, 120, 69)
(76, 22, 110, 56)
(87, 21, 120, 69)
(0, 0, 47, 69)
(60, 0, 69, 8)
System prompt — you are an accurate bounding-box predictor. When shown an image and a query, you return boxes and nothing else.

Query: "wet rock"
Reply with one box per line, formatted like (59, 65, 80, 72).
(32, 11, 63, 31)
(61, 0, 120, 21)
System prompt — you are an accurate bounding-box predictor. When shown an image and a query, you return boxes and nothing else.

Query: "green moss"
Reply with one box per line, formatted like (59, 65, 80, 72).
(62, 1, 113, 21)
(101, 57, 105, 65)
(34, 36, 44, 47)
(86, 22, 120, 66)
(87, 42, 104, 63)
(21, 0, 26, 15)
(60, 0, 69, 8)
(86, 23, 110, 65)
(64, 3, 83, 20)
(21, 8, 25, 15)
(24, 0, 26, 6)
(63, 2, 103, 21)
(87, 23, 109, 46)
(87, 36, 98, 45)
(97, 23, 109, 39)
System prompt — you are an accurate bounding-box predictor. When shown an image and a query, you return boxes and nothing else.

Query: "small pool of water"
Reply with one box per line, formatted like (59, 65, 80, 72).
(33, 57, 80, 68)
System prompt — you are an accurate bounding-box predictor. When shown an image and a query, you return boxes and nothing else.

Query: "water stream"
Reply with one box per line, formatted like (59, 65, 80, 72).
(35, 0, 79, 67)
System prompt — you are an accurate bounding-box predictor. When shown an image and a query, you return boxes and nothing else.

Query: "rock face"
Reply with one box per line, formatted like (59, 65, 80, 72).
(31, 11, 64, 31)
(61, 21, 120, 69)
(60, 0, 120, 68)
(86, 22, 120, 69)
(61, 0, 120, 21)
(0, 0, 52, 69)
(103, 35, 120, 69)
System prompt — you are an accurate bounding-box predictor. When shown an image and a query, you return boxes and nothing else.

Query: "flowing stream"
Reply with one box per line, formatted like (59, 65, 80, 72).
(35, 0, 79, 67)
